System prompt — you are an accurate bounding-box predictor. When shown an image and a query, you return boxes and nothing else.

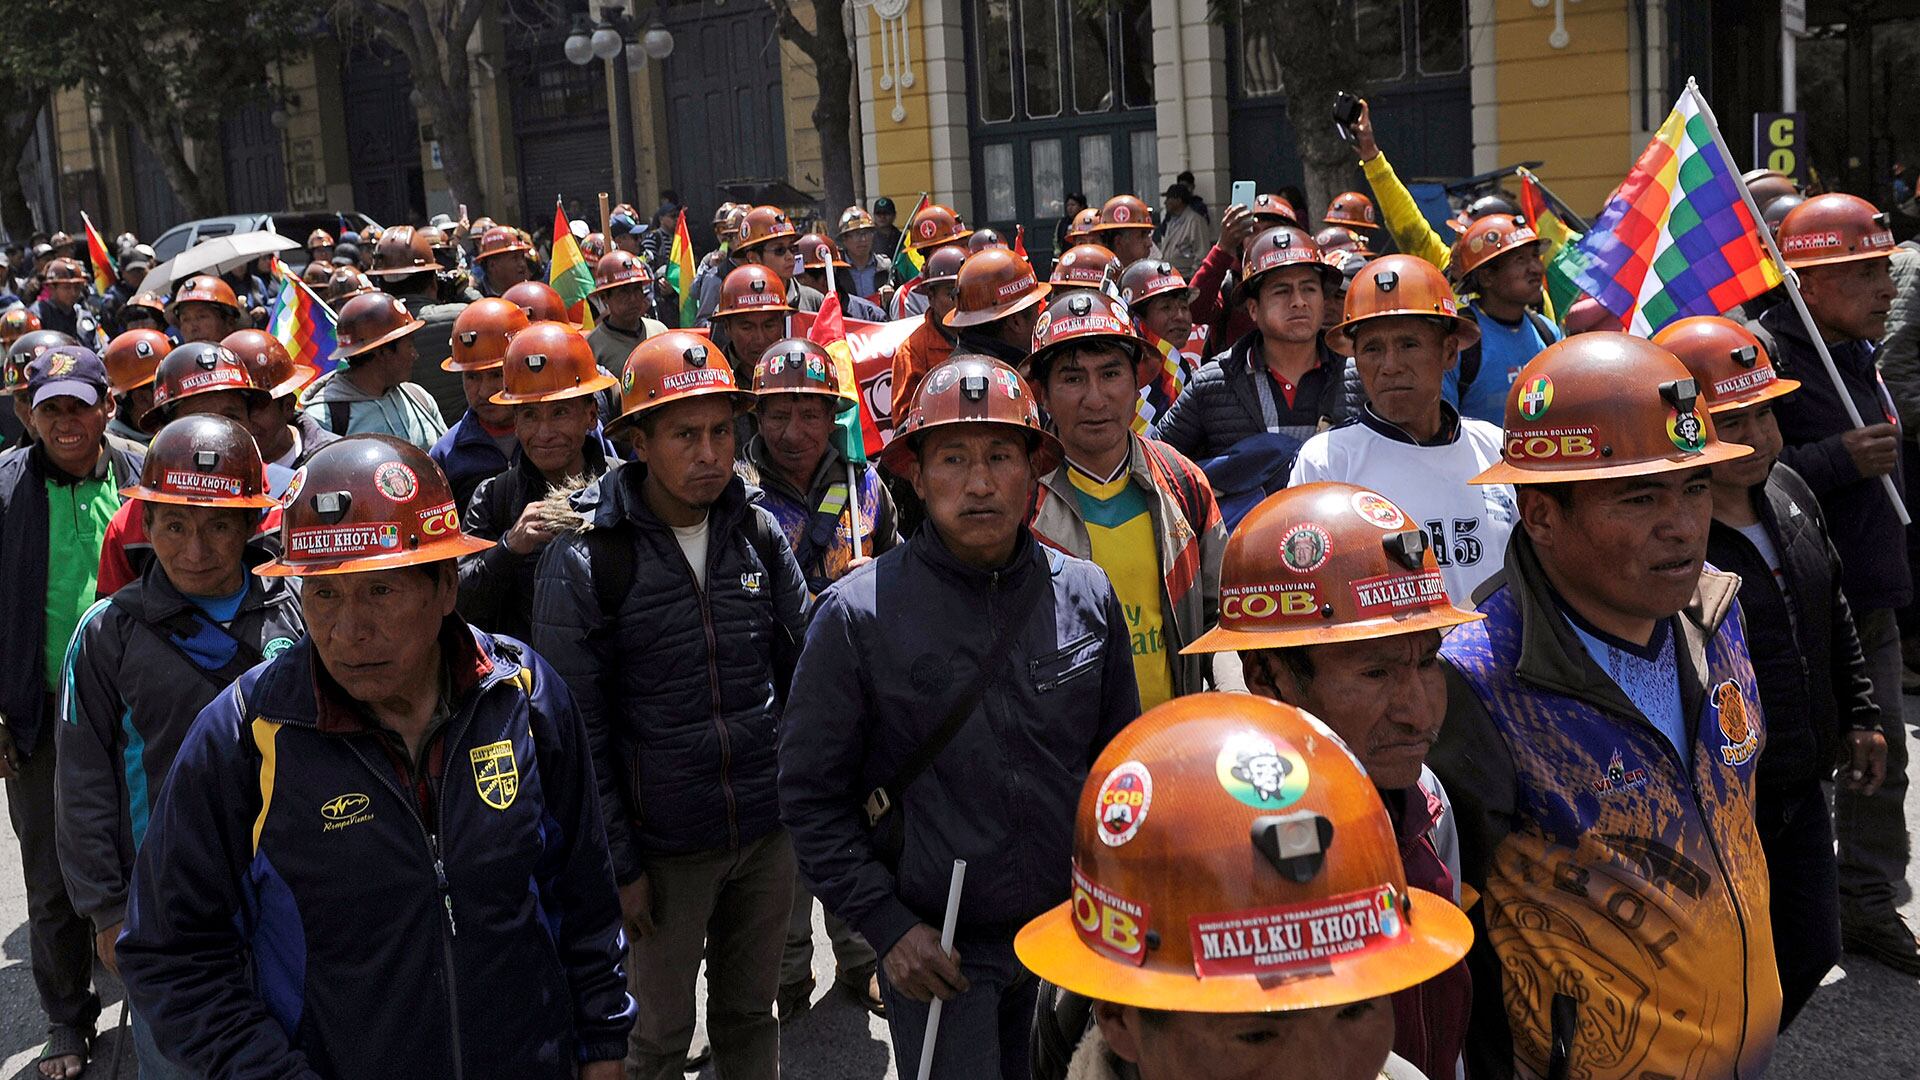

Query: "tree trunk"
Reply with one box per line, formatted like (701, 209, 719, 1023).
(146, 115, 223, 218)
(0, 84, 46, 237)
(418, 73, 484, 211)
(810, 0, 855, 215)
(1255, 0, 1365, 218)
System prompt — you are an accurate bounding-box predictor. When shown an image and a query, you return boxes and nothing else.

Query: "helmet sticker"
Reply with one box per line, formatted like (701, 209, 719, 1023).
(1279, 524, 1330, 574)
(1518, 376, 1553, 421)
(374, 461, 419, 503)
(1348, 490, 1407, 530)
(1095, 761, 1153, 847)
(162, 470, 242, 498)
(1071, 865, 1151, 965)
(1188, 884, 1406, 978)
(1350, 570, 1448, 618)
(1667, 407, 1706, 453)
(1216, 732, 1310, 811)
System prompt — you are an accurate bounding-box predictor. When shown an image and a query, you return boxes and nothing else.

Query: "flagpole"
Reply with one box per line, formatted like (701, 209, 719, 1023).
(820, 239, 867, 558)
(1686, 78, 1909, 525)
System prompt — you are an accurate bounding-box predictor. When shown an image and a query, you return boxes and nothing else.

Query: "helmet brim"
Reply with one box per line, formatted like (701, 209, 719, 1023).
(1783, 248, 1893, 270)
(330, 317, 427, 363)
(119, 485, 280, 510)
(942, 283, 1052, 329)
(877, 419, 1062, 476)
(605, 388, 759, 438)
(367, 262, 445, 278)
(1182, 604, 1484, 654)
(1470, 438, 1752, 485)
(751, 386, 859, 414)
(1014, 884, 1472, 1014)
(492, 370, 621, 406)
(1706, 377, 1799, 413)
(254, 535, 496, 577)
(1326, 310, 1482, 355)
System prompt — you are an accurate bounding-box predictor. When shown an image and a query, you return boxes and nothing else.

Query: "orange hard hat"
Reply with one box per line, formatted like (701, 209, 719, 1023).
(369, 225, 444, 277)
(1185, 482, 1482, 653)
(476, 225, 532, 262)
(713, 202, 741, 229)
(143, 342, 270, 431)
(222, 329, 316, 399)
(124, 290, 170, 320)
(301, 261, 335, 288)
(1448, 214, 1544, 281)
(798, 233, 850, 271)
(168, 275, 242, 320)
(1651, 316, 1799, 413)
(1014, 692, 1474, 1012)
(1, 308, 43, 347)
(1241, 226, 1334, 293)
(836, 206, 877, 236)
(920, 245, 969, 288)
(256, 435, 493, 577)
(331, 292, 425, 364)
(1049, 244, 1120, 291)
(751, 337, 855, 412)
(492, 321, 617, 406)
(716, 264, 795, 319)
(908, 204, 973, 250)
(43, 257, 88, 285)
(1026, 291, 1153, 387)
(1065, 207, 1102, 247)
(1777, 193, 1896, 269)
(1327, 255, 1480, 353)
(734, 205, 798, 252)
(1471, 332, 1753, 485)
(501, 281, 579, 329)
(120, 413, 278, 510)
(879, 354, 1062, 475)
(1323, 191, 1381, 230)
(103, 329, 172, 395)
(324, 267, 377, 306)
(944, 249, 1049, 329)
(1090, 195, 1154, 234)
(1250, 193, 1300, 227)
(1313, 226, 1374, 258)
(1119, 259, 1190, 307)
(608, 329, 757, 435)
(445, 298, 532, 373)
(306, 228, 335, 249)
(590, 250, 654, 295)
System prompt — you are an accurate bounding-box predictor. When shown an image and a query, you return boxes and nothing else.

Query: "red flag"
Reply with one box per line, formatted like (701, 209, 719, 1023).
(1013, 225, 1028, 260)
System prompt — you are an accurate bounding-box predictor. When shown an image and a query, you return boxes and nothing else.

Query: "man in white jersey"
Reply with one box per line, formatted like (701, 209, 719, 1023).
(1290, 254, 1514, 604)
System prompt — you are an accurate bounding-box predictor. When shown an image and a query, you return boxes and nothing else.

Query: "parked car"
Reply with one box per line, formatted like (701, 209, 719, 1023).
(152, 211, 381, 263)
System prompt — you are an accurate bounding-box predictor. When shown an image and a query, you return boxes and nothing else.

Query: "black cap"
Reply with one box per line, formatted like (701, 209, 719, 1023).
(873, 197, 896, 214)
(1163, 182, 1193, 201)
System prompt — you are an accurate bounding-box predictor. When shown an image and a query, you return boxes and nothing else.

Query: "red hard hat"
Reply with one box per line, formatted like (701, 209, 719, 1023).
(446, 297, 532, 372)
(1119, 259, 1190, 307)
(255, 435, 494, 576)
(1, 308, 44, 348)
(735, 205, 798, 252)
(590, 250, 654, 295)
(1323, 191, 1380, 230)
(332, 292, 425, 363)
(1776, 193, 1896, 269)
(609, 330, 757, 434)
(1250, 193, 1300, 227)
(493, 322, 618, 406)
(908, 204, 973, 250)
(222, 329, 316, 399)
(944, 249, 1049, 328)
(799, 233, 850, 271)
(920, 245, 969, 288)
(716, 265, 794, 319)
(144, 341, 270, 431)
(751, 337, 855, 411)
(1090, 195, 1155, 234)
(2, 330, 80, 398)
(1651, 316, 1799, 413)
(169, 275, 242, 320)
(1027, 290, 1154, 388)
(369, 225, 444, 277)
(501, 281, 579, 329)
(43, 257, 87, 285)
(103, 329, 172, 395)
(1241, 226, 1334, 293)
(880, 354, 1062, 475)
(1049, 244, 1121, 291)
(476, 225, 532, 261)
(1065, 207, 1101, 247)
(324, 268, 378, 305)
(121, 413, 278, 509)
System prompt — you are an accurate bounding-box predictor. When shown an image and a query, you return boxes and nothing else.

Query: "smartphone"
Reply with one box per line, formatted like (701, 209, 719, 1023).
(1231, 181, 1257, 210)
(1333, 91, 1363, 143)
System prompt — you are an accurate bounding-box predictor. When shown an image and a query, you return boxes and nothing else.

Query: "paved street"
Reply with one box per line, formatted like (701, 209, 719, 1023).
(2, 711, 1915, 1079)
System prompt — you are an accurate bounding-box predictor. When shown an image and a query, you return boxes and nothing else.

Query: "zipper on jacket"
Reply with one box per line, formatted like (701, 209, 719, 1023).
(686, 539, 739, 849)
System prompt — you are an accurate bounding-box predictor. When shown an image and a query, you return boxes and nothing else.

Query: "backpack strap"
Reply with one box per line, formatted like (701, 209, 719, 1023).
(1140, 439, 1210, 532)
(584, 525, 635, 624)
(327, 400, 352, 436)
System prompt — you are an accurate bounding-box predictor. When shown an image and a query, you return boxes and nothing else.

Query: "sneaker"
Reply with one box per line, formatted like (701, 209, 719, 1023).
(777, 977, 816, 1023)
(836, 969, 887, 1017)
(1842, 914, 1920, 977)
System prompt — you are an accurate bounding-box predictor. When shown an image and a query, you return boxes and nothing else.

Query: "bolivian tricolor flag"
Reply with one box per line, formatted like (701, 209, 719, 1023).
(82, 212, 115, 295)
(666, 209, 697, 327)
(549, 198, 596, 331)
(891, 193, 931, 286)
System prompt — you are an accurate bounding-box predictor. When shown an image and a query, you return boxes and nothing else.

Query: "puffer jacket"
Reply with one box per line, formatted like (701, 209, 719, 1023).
(55, 561, 304, 934)
(779, 526, 1139, 960)
(430, 408, 514, 513)
(115, 619, 634, 1078)
(532, 465, 809, 876)
(1706, 463, 1878, 793)
(1156, 330, 1355, 461)
(458, 438, 614, 642)
(1434, 531, 1781, 1080)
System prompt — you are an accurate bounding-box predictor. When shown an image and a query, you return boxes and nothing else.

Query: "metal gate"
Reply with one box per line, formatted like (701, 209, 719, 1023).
(509, 39, 613, 230)
(222, 99, 289, 213)
(342, 42, 424, 225)
(662, 2, 787, 254)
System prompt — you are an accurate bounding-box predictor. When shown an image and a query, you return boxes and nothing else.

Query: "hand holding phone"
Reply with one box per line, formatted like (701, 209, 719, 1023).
(1333, 91, 1363, 144)
(1231, 180, 1257, 210)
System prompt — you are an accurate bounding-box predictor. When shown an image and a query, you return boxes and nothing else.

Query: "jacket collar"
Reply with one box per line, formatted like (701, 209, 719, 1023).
(128, 557, 283, 623)
(1358, 401, 1462, 447)
(1488, 529, 1737, 723)
(513, 433, 612, 494)
(31, 439, 115, 485)
(909, 519, 1046, 589)
(744, 434, 847, 504)
(250, 614, 504, 732)
(572, 459, 754, 535)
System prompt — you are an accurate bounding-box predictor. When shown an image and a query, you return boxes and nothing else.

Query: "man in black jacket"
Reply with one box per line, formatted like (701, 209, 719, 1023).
(1662, 315, 1887, 1023)
(1762, 194, 1918, 974)
(0, 345, 142, 1078)
(780, 355, 1138, 1079)
(533, 330, 810, 1080)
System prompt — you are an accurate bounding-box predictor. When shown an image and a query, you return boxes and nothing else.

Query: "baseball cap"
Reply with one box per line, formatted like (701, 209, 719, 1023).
(609, 213, 638, 234)
(1163, 182, 1193, 201)
(27, 345, 110, 408)
(873, 197, 896, 214)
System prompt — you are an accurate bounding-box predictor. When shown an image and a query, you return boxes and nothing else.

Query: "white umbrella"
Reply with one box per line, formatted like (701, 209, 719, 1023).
(143, 231, 301, 294)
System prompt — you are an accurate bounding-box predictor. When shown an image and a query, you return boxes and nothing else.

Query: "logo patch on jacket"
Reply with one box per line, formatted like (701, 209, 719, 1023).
(470, 741, 520, 810)
(1590, 749, 1649, 795)
(1713, 681, 1758, 766)
(321, 792, 374, 831)
(739, 571, 764, 594)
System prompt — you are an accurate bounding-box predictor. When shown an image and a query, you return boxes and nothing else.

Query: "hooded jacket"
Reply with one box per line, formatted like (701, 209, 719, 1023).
(1433, 532, 1781, 1080)
(459, 438, 614, 642)
(431, 407, 515, 513)
(55, 560, 304, 934)
(301, 366, 449, 451)
(890, 315, 952, 428)
(115, 620, 635, 1079)
(0, 439, 144, 755)
(779, 526, 1139, 960)
(1030, 436, 1226, 698)
(531, 465, 810, 874)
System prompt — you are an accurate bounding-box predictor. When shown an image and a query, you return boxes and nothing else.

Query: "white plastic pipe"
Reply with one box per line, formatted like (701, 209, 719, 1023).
(915, 859, 968, 1080)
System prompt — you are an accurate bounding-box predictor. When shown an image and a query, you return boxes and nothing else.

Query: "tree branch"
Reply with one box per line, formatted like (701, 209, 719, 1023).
(766, 0, 817, 55)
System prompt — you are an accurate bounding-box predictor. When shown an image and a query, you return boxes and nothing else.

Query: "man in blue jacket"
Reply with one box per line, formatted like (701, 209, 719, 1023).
(115, 435, 634, 1079)
(780, 355, 1139, 1079)
(0, 345, 141, 1079)
(533, 331, 811, 1080)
